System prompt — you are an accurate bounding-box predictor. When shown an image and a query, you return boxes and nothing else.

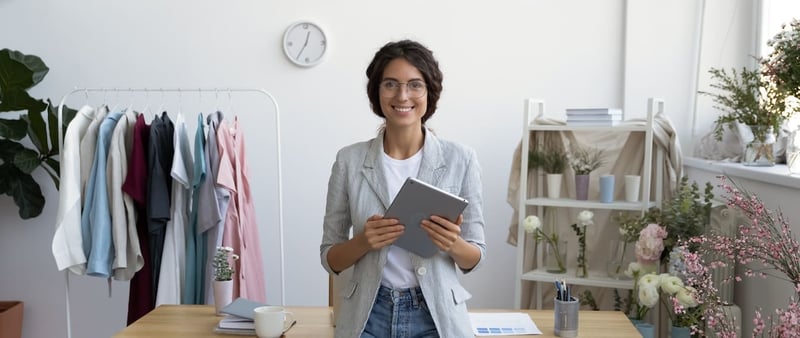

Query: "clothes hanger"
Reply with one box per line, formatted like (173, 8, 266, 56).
(154, 88, 166, 120)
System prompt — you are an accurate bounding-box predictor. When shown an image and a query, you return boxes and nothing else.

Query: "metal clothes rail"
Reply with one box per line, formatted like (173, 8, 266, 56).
(56, 87, 284, 338)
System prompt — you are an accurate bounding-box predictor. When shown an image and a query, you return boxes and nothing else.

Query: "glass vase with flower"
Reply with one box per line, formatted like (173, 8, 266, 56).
(570, 210, 594, 278)
(607, 212, 646, 279)
(699, 66, 793, 167)
(524, 213, 566, 274)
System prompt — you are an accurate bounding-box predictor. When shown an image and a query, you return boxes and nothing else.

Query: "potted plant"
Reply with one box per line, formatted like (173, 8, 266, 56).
(0, 301, 23, 338)
(529, 144, 568, 198)
(699, 66, 792, 166)
(212, 246, 239, 315)
(0, 48, 77, 218)
(567, 143, 605, 200)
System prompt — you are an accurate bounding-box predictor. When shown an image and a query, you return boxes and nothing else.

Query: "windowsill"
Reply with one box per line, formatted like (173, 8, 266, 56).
(684, 157, 800, 190)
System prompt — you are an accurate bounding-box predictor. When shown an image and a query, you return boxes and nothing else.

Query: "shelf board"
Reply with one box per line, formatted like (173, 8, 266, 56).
(521, 268, 635, 289)
(527, 124, 648, 132)
(524, 198, 656, 210)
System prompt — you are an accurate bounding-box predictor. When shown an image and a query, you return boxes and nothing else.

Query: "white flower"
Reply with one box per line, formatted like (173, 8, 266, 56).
(624, 262, 641, 278)
(523, 215, 541, 234)
(576, 210, 594, 227)
(659, 275, 685, 295)
(638, 285, 660, 308)
(638, 273, 660, 290)
(619, 227, 627, 236)
(676, 286, 699, 308)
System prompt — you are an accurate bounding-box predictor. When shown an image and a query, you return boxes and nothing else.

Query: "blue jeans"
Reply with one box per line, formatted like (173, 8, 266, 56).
(361, 285, 439, 338)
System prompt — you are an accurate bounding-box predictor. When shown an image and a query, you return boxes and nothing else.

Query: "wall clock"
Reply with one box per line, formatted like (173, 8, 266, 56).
(283, 21, 327, 67)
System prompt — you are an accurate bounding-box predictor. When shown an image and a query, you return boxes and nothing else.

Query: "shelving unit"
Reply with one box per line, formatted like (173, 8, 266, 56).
(514, 98, 665, 310)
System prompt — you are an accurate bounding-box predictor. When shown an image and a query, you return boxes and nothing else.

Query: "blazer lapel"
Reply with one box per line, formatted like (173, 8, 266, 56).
(361, 133, 391, 210)
(416, 129, 447, 187)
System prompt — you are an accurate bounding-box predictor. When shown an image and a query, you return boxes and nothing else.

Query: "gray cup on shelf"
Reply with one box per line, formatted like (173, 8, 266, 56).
(554, 296, 579, 337)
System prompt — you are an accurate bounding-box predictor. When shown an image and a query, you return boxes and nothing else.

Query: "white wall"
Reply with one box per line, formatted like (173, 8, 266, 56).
(0, 1, 749, 337)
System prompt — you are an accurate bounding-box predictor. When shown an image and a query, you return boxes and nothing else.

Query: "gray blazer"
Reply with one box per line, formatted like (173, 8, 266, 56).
(320, 129, 487, 337)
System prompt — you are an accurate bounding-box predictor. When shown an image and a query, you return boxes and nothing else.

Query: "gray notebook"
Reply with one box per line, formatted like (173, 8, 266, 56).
(219, 297, 267, 320)
(385, 177, 469, 258)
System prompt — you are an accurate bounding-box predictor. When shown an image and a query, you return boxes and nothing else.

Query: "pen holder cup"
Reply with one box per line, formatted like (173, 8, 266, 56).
(554, 297, 579, 337)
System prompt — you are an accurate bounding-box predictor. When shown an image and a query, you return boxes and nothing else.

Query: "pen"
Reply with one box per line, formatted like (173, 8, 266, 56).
(555, 281, 562, 301)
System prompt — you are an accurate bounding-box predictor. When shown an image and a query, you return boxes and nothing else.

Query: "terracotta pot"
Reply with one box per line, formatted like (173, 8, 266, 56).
(0, 301, 23, 338)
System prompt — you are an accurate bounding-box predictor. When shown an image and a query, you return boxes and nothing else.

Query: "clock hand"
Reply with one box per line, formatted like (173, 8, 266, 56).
(296, 31, 311, 59)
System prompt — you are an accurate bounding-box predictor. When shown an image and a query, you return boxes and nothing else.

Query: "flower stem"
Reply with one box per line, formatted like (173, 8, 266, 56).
(615, 241, 628, 275)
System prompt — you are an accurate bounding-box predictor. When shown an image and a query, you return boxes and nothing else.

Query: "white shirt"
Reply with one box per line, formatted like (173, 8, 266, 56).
(52, 106, 96, 274)
(380, 149, 423, 289)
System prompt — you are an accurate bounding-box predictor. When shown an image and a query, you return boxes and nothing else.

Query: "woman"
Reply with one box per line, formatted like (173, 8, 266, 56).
(320, 39, 487, 337)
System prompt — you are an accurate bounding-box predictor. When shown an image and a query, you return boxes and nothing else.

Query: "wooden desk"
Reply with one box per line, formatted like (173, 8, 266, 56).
(114, 305, 641, 337)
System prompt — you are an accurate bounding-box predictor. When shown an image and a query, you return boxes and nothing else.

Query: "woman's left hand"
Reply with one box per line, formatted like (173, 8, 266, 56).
(421, 214, 464, 253)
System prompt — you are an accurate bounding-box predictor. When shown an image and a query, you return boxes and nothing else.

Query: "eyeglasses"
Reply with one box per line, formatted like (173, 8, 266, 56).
(379, 79, 427, 98)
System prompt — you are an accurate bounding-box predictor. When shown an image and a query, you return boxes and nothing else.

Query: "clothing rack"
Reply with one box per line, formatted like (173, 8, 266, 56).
(56, 87, 284, 338)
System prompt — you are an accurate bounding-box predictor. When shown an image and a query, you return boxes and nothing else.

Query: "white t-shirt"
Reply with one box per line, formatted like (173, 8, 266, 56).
(380, 149, 423, 289)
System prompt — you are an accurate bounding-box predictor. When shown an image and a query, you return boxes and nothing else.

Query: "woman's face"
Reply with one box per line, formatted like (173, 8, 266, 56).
(379, 58, 427, 131)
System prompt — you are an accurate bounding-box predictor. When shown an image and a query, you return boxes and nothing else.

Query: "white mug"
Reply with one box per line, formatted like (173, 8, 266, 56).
(253, 306, 295, 338)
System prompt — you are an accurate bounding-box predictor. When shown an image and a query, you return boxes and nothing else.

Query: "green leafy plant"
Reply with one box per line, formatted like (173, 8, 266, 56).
(528, 144, 567, 174)
(642, 176, 713, 262)
(212, 246, 239, 281)
(609, 176, 713, 265)
(0, 48, 76, 218)
(699, 67, 791, 142)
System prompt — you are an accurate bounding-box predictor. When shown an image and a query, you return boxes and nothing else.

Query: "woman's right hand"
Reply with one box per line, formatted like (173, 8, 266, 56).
(361, 214, 404, 250)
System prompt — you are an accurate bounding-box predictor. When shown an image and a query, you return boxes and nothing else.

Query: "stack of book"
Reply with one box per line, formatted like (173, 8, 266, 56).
(213, 297, 267, 335)
(565, 108, 623, 126)
(215, 315, 256, 335)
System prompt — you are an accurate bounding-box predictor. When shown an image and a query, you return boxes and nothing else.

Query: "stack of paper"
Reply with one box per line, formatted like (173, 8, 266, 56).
(468, 312, 542, 336)
(565, 108, 623, 126)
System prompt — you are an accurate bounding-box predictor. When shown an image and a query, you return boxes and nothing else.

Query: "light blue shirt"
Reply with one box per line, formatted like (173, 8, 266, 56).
(81, 110, 124, 278)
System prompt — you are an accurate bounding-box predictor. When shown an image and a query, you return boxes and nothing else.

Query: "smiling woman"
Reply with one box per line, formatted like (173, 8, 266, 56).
(320, 39, 487, 338)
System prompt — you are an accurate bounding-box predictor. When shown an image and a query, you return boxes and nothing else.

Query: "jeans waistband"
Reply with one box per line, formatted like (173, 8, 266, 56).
(378, 285, 425, 306)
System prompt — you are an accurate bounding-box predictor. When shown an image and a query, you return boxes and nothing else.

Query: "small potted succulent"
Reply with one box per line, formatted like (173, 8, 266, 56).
(529, 144, 568, 198)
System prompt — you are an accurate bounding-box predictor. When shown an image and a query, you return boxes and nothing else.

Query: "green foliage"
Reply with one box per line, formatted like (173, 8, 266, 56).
(528, 145, 567, 174)
(699, 67, 790, 142)
(763, 19, 800, 98)
(643, 176, 714, 263)
(0, 49, 76, 219)
(611, 176, 714, 264)
(580, 290, 599, 311)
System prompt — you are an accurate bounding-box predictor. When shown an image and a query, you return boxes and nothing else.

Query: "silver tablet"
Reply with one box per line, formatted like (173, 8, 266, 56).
(385, 177, 469, 258)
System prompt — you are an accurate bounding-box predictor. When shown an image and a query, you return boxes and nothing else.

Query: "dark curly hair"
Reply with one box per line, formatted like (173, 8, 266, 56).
(365, 40, 443, 125)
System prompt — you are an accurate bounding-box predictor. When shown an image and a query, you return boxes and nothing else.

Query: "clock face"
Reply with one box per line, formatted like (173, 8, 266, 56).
(283, 21, 327, 67)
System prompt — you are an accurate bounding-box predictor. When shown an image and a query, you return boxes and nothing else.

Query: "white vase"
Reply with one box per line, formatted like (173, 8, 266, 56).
(213, 280, 233, 315)
(546, 173, 563, 199)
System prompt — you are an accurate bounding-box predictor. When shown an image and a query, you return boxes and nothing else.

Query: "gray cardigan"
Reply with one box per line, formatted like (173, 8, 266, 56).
(320, 129, 487, 337)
